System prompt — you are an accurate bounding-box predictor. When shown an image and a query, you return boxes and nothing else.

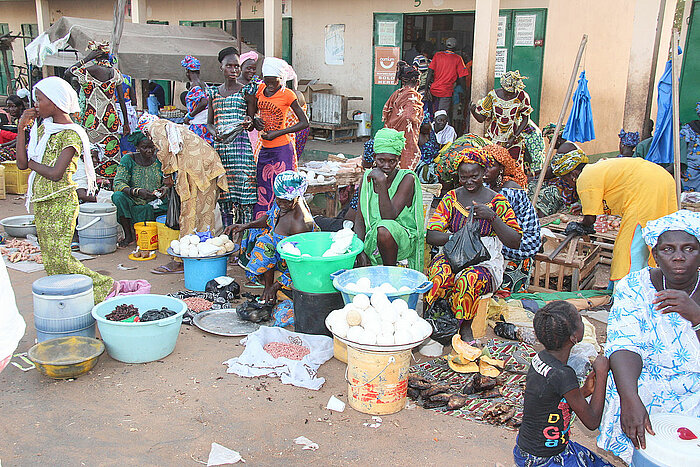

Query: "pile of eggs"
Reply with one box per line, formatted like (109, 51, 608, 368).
(326, 292, 432, 346)
(170, 234, 236, 258)
(344, 277, 412, 295)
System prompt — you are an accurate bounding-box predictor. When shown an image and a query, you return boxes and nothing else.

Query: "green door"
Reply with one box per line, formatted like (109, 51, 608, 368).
(0, 23, 12, 96)
(496, 9, 547, 124)
(680, 0, 700, 124)
(371, 13, 403, 134)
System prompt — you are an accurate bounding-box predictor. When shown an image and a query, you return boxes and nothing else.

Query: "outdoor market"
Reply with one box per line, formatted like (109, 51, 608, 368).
(1, 1, 700, 466)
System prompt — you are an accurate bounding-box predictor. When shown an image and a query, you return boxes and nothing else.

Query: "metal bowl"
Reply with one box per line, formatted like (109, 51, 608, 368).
(27, 336, 105, 379)
(0, 215, 37, 238)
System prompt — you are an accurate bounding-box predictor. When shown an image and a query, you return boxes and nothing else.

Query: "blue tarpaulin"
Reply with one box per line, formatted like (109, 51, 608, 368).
(647, 59, 674, 164)
(562, 71, 595, 143)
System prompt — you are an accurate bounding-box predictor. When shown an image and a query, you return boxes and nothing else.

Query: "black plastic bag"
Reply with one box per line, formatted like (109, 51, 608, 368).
(140, 307, 177, 322)
(424, 298, 460, 346)
(205, 277, 240, 301)
(166, 186, 180, 230)
(494, 321, 518, 340)
(443, 209, 490, 273)
(237, 297, 273, 323)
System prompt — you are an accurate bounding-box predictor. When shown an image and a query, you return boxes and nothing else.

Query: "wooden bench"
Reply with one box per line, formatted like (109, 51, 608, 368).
(308, 122, 357, 143)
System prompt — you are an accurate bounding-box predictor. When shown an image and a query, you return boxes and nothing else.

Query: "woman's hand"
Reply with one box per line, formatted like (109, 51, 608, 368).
(367, 168, 388, 186)
(581, 369, 596, 398)
(620, 395, 654, 449)
(592, 354, 610, 375)
(243, 116, 254, 131)
(471, 201, 496, 221)
(163, 174, 175, 188)
(224, 224, 245, 236)
(262, 282, 280, 304)
(653, 289, 700, 325)
(18, 108, 37, 131)
(261, 130, 281, 141)
(135, 188, 157, 201)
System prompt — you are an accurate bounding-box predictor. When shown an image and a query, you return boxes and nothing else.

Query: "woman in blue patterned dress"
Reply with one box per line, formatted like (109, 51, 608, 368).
(181, 55, 213, 144)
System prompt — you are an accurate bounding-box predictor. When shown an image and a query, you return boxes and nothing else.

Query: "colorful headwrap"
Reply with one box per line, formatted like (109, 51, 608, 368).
(618, 129, 640, 148)
(87, 41, 114, 66)
(435, 133, 492, 184)
(484, 144, 528, 188)
(500, 70, 527, 93)
(373, 128, 406, 156)
(180, 55, 201, 71)
(137, 113, 159, 132)
(695, 100, 700, 117)
(642, 210, 700, 248)
(454, 147, 493, 170)
(363, 139, 375, 166)
(273, 171, 309, 200)
(551, 148, 589, 177)
(127, 130, 148, 146)
(542, 123, 565, 141)
(239, 51, 259, 66)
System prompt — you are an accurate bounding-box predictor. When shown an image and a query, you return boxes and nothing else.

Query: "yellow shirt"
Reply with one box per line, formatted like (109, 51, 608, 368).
(576, 158, 677, 280)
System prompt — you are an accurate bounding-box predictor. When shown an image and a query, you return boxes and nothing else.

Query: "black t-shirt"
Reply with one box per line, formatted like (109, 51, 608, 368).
(517, 350, 579, 457)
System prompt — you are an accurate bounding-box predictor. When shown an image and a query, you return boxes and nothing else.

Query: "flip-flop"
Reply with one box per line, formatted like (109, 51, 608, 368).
(151, 264, 184, 274)
(243, 280, 265, 289)
(71, 242, 80, 251)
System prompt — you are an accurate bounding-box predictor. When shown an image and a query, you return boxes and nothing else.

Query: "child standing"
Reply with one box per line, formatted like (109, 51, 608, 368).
(515, 301, 612, 466)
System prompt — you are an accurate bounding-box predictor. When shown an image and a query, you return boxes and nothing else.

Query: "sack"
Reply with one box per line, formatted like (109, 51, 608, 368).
(166, 186, 180, 230)
(424, 298, 459, 346)
(443, 209, 490, 273)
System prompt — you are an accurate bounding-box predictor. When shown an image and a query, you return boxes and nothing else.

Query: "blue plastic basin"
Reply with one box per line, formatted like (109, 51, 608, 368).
(91, 294, 187, 363)
(331, 266, 433, 310)
(182, 255, 228, 291)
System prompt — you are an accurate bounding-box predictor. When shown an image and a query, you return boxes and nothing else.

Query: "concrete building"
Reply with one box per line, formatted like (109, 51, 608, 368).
(0, 0, 683, 153)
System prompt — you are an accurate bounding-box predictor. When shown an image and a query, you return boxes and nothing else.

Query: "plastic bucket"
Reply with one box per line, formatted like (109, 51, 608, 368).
(278, 232, 364, 294)
(155, 215, 179, 255)
(331, 266, 433, 310)
(182, 255, 228, 291)
(78, 226, 118, 255)
(32, 275, 95, 343)
(291, 288, 345, 337)
(334, 337, 348, 363)
(134, 221, 159, 251)
(347, 346, 411, 415)
(91, 294, 187, 363)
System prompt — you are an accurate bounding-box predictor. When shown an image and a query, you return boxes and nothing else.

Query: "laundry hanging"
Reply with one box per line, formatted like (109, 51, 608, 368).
(562, 70, 595, 143)
(646, 49, 682, 164)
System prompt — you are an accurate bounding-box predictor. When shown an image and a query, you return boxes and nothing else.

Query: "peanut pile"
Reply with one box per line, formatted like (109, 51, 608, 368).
(263, 342, 311, 360)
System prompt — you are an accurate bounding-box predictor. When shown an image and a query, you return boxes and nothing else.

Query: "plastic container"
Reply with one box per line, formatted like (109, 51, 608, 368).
(353, 112, 371, 137)
(334, 337, 348, 363)
(331, 266, 433, 310)
(182, 255, 229, 291)
(91, 294, 187, 363)
(631, 413, 700, 467)
(277, 231, 364, 294)
(0, 163, 6, 200)
(77, 227, 118, 255)
(77, 203, 118, 255)
(347, 346, 411, 415)
(2, 161, 31, 194)
(27, 336, 105, 379)
(155, 214, 179, 255)
(32, 274, 95, 342)
(134, 221, 159, 251)
(291, 288, 345, 337)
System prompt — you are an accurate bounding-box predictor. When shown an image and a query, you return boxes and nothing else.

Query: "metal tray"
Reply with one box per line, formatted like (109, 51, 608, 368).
(192, 308, 260, 337)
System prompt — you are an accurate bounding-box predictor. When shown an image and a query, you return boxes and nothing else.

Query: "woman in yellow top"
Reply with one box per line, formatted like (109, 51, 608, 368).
(572, 157, 677, 285)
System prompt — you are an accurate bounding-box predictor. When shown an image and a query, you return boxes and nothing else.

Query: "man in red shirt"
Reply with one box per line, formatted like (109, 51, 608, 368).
(425, 37, 469, 114)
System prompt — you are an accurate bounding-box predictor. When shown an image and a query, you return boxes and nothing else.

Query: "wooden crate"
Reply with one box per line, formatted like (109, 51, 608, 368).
(530, 234, 601, 292)
(542, 215, 617, 266)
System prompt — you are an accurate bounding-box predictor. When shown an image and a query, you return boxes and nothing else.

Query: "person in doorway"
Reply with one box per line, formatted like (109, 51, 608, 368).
(597, 210, 700, 465)
(182, 55, 214, 144)
(354, 128, 425, 271)
(618, 129, 640, 157)
(433, 109, 456, 146)
(413, 40, 434, 99)
(382, 61, 424, 170)
(425, 37, 469, 114)
(415, 114, 441, 185)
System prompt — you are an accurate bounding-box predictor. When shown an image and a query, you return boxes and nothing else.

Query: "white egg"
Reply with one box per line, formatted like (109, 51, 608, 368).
(189, 234, 201, 244)
(362, 312, 381, 329)
(345, 282, 357, 292)
(356, 277, 372, 291)
(379, 307, 399, 324)
(395, 320, 411, 333)
(401, 308, 420, 323)
(346, 326, 364, 342)
(352, 294, 371, 310)
(362, 321, 381, 339)
(379, 321, 395, 336)
(332, 320, 349, 338)
(358, 329, 376, 345)
(417, 318, 433, 337)
(393, 329, 412, 345)
(376, 332, 394, 346)
(409, 326, 427, 343)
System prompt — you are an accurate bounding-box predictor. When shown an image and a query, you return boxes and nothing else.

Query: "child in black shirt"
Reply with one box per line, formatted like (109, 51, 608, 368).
(515, 301, 612, 466)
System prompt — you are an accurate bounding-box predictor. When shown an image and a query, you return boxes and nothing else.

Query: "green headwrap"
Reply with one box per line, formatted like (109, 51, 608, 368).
(127, 130, 148, 146)
(373, 128, 406, 156)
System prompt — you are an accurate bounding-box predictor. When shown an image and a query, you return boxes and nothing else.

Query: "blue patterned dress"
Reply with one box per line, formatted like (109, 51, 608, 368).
(186, 85, 214, 144)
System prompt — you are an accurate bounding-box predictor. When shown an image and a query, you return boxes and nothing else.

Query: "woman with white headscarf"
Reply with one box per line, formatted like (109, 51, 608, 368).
(15, 76, 114, 303)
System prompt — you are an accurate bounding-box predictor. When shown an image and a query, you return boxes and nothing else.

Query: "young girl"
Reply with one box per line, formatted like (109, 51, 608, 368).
(515, 301, 611, 466)
(16, 76, 114, 303)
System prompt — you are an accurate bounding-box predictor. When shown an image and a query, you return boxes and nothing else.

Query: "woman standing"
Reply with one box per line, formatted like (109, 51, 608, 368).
(207, 47, 257, 226)
(382, 61, 424, 170)
(15, 77, 114, 302)
(249, 57, 309, 218)
(415, 114, 441, 184)
(182, 55, 213, 144)
(238, 51, 262, 151)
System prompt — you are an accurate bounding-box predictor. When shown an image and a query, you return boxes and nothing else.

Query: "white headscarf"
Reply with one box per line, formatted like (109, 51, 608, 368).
(262, 57, 289, 80)
(25, 76, 95, 211)
(642, 210, 700, 248)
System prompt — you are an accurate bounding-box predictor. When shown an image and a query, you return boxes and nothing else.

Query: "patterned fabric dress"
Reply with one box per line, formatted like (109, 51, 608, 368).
(31, 127, 114, 303)
(186, 85, 214, 144)
(416, 130, 441, 184)
(382, 86, 424, 170)
(111, 154, 167, 224)
(118, 74, 139, 155)
(499, 187, 541, 293)
(680, 121, 700, 192)
(208, 85, 257, 225)
(426, 191, 521, 320)
(520, 120, 546, 172)
(528, 178, 577, 217)
(597, 268, 700, 464)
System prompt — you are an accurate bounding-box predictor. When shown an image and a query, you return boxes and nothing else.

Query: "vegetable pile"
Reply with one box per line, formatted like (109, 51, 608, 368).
(183, 297, 213, 313)
(170, 234, 236, 258)
(444, 335, 505, 377)
(1, 239, 42, 263)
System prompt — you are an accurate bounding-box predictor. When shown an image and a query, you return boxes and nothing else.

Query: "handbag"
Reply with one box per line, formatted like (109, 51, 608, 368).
(165, 186, 181, 230)
(443, 208, 490, 273)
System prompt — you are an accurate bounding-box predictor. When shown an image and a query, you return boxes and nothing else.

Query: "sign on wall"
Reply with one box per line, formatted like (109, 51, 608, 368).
(497, 16, 507, 48)
(514, 14, 536, 47)
(325, 24, 345, 65)
(374, 46, 400, 85)
(495, 48, 508, 78)
(377, 21, 397, 46)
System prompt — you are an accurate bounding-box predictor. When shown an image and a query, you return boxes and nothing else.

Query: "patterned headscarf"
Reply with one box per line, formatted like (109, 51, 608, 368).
(273, 171, 309, 200)
(642, 210, 700, 248)
(484, 144, 528, 188)
(373, 128, 406, 156)
(363, 139, 375, 166)
(551, 149, 588, 176)
(86, 41, 114, 66)
(454, 147, 493, 170)
(619, 129, 640, 147)
(500, 70, 527, 93)
(542, 123, 565, 141)
(180, 55, 201, 71)
(435, 133, 492, 184)
(127, 130, 148, 146)
(137, 113, 159, 132)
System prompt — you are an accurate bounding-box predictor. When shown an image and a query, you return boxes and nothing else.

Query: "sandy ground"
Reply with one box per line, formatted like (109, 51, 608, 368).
(0, 192, 621, 467)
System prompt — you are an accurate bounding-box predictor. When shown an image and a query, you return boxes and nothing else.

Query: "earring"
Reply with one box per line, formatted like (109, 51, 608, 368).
(497, 171, 503, 187)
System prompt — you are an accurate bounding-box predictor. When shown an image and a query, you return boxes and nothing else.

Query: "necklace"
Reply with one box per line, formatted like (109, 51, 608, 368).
(662, 272, 700, 296)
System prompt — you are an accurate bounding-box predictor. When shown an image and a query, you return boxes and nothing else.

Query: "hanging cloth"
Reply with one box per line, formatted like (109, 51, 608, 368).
(562, 71, 595, 143)
(646, 50, 682, 164)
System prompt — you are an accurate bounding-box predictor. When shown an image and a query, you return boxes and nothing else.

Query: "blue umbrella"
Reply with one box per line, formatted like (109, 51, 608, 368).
(646, 58, 674, 164)
(562, 70, 595, 143)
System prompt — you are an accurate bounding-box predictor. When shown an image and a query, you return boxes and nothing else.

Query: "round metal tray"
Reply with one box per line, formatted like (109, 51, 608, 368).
(192, 308, 260, 337)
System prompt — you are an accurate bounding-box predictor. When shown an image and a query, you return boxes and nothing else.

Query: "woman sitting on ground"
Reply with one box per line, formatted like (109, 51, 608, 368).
(597, 210, 700, 464)
(425, 148, 522, 340)
(111, 130, 167, 246)
(229, 171, 317, 303)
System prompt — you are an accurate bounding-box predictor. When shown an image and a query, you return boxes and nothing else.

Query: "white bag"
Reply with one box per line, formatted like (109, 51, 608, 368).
(0, 259, 26, 364)
(223, 326, 333, 390)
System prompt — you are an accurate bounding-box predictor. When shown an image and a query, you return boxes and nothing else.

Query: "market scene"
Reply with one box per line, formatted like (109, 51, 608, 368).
(1, 0, 700, 465)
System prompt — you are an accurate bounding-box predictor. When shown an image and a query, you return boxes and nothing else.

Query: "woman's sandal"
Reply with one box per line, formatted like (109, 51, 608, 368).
(150, 264, 184, 274)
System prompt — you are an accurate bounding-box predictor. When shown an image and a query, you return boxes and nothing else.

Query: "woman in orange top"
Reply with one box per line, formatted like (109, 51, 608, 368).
(248, 57, 309, 218)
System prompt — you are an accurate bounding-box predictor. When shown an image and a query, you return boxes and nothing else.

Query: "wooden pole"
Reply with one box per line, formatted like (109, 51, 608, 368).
(110, 0, 128, 59)
(236, 0, 242, 53)
(671, 28, 682, 208)
(532, 34, 588, 205)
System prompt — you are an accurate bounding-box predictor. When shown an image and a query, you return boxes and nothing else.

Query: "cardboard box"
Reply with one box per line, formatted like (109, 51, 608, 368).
(298, 79, 333, 105)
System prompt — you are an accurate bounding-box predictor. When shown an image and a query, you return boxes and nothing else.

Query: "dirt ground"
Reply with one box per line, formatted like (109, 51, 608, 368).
(0, 193, 621, 467)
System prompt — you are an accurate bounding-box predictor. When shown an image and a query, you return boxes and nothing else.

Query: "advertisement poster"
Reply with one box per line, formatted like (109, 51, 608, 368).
(495, 48, 508, 78)
(325, 24, 345, 65)
(374, 46, 400, 85)
(497, 16, 507, 48)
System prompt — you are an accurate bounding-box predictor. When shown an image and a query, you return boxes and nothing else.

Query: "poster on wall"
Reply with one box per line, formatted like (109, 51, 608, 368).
(497, 16, 507, 48)
(377, 21, 397, 46)
(495, 48, 508, 78)
(325, 24, 345, 65)
(514, 14, 536, 46)
(282, 0, 292, 17)
(374, 46, 400, 85)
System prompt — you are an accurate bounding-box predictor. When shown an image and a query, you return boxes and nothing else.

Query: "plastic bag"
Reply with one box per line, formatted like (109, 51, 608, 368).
(424, 298, 460, 346)
(204, 276, 240, 302)
(166, 186, 180, 230)
(106, 279, 151, 299)
(443, 209, 490, 273)
(237, 297, 273, 323)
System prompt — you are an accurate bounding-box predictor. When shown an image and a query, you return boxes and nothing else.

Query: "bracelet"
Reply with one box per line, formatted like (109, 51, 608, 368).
(693, 322, 700, 332)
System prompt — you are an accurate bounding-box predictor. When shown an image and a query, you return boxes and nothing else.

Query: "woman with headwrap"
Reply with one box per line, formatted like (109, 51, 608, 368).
(228, 171, 318, 303)
(354, 128, 425, 271)
(249, 57, 309, 218)
(15, 76, 114, 303)
(470, 70, 533, 168)
(382, 61, 424, 170)
(181, 55, 213, 143)
(415, 113, 441, 184)
(425, 147, 522, 340)
(618, 129, 640, 157)
(680, 101, 700, 191)
(483, 144, 541, 293)
(207, 47, 257, 227)
(597, 210, 700, 465)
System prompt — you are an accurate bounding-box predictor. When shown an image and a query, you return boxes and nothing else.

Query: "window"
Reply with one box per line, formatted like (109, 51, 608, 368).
(21, 23, 39, 48)
(147, 20, 169, 25)
(179, 20, 224, 29)
(0, 23, 12, 95)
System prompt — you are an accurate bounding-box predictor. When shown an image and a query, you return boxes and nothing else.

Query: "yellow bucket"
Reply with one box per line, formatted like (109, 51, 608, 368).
(334, 337, 348, 363)
(134, 221, 159, 251)
(155, 215, 179, 255)
(347, 346, 411, 415)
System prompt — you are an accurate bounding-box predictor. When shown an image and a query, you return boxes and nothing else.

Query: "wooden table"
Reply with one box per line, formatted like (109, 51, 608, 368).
(309, 122, 357, 143)
(541, 214, 618, 266)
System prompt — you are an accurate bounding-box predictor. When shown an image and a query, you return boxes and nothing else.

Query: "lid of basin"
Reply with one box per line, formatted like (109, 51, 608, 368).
(32, 274, 93, 295)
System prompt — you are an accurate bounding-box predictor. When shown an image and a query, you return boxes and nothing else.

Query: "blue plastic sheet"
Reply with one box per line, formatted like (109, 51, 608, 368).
(562, 71, 596, 143)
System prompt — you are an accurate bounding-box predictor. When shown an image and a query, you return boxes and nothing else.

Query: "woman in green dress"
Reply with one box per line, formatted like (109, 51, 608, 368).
(15, 77, 114, 303)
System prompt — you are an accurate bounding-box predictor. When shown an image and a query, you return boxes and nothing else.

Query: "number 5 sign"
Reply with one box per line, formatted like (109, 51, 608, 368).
(374, 47, 400, 85)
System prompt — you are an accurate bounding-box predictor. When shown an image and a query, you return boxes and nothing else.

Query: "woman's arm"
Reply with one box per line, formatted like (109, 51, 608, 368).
(188, 95, 208, 118)
(28, 146, 76, 182)
(609, 349, 654, 449)
(116, 83, 130, 135)
(564, 355, 609, 430)
(15, 109, 36, 170)
(471, 202, 522, 249)
(206, 100, 218, 139)
(426, 229, 450, 246)
(369, 170, 415, 221)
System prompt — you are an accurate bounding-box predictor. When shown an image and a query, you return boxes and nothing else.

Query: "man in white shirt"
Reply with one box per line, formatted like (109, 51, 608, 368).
(433, 110, 456, 145)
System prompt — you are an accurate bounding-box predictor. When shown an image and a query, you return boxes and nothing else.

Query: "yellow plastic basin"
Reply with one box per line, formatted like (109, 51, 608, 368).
(28, 336, 105, 379)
